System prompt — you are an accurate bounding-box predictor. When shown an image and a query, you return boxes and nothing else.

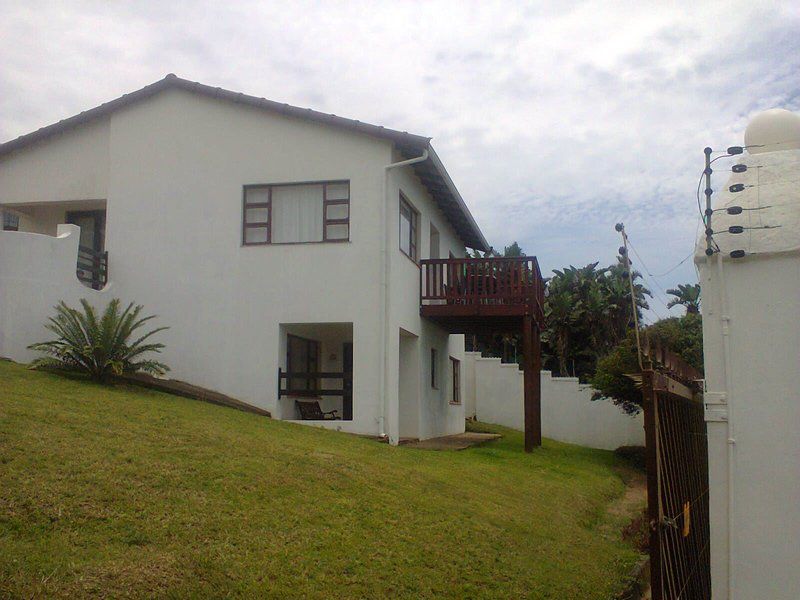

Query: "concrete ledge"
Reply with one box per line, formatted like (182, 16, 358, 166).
(403, 432, 501, 450)
(116, 373, 271, 417)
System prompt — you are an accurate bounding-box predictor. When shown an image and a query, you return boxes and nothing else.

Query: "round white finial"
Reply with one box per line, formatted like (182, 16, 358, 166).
(744, 108, 800, 154)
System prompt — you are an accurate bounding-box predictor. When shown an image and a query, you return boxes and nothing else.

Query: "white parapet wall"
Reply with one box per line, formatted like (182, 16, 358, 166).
(463, 352, 644, 450)
(0, 225, 112, 362)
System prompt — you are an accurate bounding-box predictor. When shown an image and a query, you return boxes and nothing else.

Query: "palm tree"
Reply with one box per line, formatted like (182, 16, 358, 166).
(666, 283, 701, 314)
(542, 288, 577, 376)
(28, 298, 169, 383)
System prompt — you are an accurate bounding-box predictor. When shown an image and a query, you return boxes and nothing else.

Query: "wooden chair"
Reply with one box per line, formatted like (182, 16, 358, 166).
(295, 400, 339, 420)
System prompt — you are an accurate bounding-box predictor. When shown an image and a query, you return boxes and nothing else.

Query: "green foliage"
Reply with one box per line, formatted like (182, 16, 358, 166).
(28, 298, 169, 383)
(541, 258, 651, 378)
(666, 283, 701, 314)
(503, 241, 524, 257)
(590, 314, 704, 413)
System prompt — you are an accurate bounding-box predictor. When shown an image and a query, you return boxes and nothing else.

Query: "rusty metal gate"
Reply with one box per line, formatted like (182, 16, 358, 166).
(641, 344, 711, 600)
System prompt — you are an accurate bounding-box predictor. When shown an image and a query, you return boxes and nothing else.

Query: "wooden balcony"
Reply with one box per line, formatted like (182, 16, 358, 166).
(420, 255, 546, 451)
(420, 256, 545, 334)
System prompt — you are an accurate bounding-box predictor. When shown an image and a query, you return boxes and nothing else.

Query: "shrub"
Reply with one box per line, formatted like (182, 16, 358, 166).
(28, 299, 169, 383)
(590, 314, 703, 414)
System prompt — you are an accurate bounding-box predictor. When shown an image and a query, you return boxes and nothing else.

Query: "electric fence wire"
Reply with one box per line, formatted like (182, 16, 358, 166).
(624, 238, 677, 320)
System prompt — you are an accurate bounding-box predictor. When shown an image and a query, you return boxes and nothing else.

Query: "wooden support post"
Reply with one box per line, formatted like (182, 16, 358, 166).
(522, 313, 542, 451)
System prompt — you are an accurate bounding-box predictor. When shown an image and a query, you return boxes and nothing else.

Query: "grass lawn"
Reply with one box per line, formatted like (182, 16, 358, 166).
(0, 360, 644, 598)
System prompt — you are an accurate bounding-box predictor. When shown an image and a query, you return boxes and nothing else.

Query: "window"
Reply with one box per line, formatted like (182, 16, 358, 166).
(399, 193, 418, 261)
(450, 357, 461, 404)
(431, 347, 438, 388)
(243, 181, 349, 245)
(2, 211, 19, 232)
(287, 334, 321, 392)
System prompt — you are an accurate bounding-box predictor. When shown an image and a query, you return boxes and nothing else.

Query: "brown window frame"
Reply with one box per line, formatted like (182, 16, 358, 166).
(431, 347, 438, 389)
(286, 334, 321, 393)
(242, 180, 350, 246)
(450, 356, 461, 404)
(399, 192, 419, 262)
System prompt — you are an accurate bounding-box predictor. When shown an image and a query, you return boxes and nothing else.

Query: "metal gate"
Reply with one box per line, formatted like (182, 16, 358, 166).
(641, 344, 711, 600)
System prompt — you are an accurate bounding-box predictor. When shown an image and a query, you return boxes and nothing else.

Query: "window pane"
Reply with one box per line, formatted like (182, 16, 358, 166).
(325, 224, 349, 240)
(326, 203, 349, 220)
(246, 188, 269, 204)
(400, 212, 411, 255)
(272, 184, 324, 243)
(326, 183, 349, 200)
(244, 226, 268, 244)
(245, 207, 269, 223)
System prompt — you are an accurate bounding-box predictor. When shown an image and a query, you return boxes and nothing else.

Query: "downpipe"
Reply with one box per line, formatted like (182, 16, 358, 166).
(716, 252, 736, 599)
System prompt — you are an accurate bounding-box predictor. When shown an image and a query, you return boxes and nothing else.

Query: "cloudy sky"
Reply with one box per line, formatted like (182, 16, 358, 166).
(2, 0, 798, 321)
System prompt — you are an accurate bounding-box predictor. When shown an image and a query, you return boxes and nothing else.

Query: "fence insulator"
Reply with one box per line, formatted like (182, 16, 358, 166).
(618, 246, 626, 255)
(730, 250, 746, 258)
(732, 164, 747, 173)
(727, 146, 744, 155)
(729, 183, 745, 193)
(728, 226, 744, 234)
(726, 206, 743, 215)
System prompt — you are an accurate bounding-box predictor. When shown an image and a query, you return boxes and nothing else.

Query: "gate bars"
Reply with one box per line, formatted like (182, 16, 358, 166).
(641, 343, 711, 600)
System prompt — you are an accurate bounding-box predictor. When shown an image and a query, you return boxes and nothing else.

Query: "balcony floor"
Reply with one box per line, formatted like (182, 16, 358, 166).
(421, 304, 530, 335)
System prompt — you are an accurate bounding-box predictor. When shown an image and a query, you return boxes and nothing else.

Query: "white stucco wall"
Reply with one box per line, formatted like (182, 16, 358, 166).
(0, 225, 112, 359)
(0, 118, 110, 204)
(383, 155, 468, 442)
(0, 87, 469, 442)
(463, 352, 645, 450)
(698, 253, 800, 600)
(695, 124, 800, 599)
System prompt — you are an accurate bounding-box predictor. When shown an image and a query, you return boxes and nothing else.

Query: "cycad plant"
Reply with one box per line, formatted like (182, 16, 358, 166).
(28, 299, 169, 383)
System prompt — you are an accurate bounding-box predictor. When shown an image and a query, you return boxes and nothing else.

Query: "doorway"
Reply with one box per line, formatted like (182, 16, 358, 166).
(66, 209, 106, 252)
(398, 329, 420, 440)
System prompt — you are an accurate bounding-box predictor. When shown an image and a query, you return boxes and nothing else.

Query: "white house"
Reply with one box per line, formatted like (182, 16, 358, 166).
(0, 74, 498, 444)
(696, 109, 800, 599)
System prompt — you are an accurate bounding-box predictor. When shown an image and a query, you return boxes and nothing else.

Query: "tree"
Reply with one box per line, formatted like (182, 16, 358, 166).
(667, 283, 701, 314)
(503, 241, 524, 257)
(28, 299, 169, 383)
(539, 258, 651, 378)
(590, 314, 703, 413)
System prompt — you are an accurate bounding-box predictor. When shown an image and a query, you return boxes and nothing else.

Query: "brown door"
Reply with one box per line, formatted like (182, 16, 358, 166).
(342, 342, 353, 421)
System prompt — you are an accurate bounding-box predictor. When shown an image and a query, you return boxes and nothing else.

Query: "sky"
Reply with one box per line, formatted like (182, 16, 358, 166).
(1, 0, 798, 322)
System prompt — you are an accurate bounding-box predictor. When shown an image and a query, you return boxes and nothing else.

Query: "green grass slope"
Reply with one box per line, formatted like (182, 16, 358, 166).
(0, 361, 643, 598)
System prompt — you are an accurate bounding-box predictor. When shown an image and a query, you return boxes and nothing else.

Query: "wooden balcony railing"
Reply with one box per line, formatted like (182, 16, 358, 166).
(420, 256, 544, 323)
(76, 245, 108, 290)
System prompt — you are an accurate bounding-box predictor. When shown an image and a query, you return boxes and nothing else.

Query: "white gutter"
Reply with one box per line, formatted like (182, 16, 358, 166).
(715, 252, 736, 599)
(378, 148, 429, 440)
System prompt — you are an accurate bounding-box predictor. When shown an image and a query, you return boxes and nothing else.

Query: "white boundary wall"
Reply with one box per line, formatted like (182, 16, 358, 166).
(463, 352, 644, 450)
(0, 225, 113, 361)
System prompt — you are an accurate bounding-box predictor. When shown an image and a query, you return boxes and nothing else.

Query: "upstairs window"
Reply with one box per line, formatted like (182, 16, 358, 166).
(399, 193, 419, 261)
(243, 181, 349, 245)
